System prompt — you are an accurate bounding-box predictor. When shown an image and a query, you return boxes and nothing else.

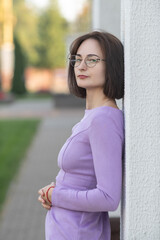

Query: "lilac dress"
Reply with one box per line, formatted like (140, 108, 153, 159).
(45, 106, 125, 240)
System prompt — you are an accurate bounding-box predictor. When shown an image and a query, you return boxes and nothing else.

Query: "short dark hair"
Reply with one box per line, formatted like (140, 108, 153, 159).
(68, 31, 124, 100)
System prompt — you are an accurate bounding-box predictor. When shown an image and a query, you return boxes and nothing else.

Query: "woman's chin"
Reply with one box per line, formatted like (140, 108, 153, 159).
(76, 81, 90, 89)
(76, 82, 99, 90)
(76, 82, 87, 88)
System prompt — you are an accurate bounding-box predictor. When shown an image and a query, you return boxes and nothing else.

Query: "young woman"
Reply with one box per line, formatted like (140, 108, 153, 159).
(38, 31, 125, 240)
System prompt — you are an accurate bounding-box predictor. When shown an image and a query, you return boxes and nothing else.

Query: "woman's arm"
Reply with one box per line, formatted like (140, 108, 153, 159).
(51, 115, 124, 212)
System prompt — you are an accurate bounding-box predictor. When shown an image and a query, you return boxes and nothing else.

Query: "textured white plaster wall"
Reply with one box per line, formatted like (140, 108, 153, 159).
(121, 0, 160, 239)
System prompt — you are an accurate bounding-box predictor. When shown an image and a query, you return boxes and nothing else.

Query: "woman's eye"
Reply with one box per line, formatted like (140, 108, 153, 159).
(75, 59, 82, 62)
(88, 59, 97, 63)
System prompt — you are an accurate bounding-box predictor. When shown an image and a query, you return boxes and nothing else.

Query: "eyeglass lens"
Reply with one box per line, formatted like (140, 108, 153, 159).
(69, 55, 100, 68)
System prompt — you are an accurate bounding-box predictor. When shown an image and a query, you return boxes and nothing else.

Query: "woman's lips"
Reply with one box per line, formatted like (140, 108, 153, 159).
(77, 75, 88, 79)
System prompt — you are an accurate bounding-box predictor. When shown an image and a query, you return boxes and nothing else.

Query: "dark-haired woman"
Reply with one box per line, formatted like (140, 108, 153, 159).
(38, 31, 125, 240)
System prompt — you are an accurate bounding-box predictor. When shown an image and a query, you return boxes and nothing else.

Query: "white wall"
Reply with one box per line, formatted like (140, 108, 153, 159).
(121, 0, 160, 239)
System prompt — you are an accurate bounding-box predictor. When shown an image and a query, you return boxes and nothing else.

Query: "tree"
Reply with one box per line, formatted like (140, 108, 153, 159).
(36, 0, 68, 68)
(13, 0, 68, 69)
(70, 0, 92, 33)
(11, 36, 26, 94)
(13, 0, 40, 66)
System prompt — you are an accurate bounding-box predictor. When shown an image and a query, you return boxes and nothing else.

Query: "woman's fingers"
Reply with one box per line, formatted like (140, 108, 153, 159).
(38, 196, 51, 209)
(38, 183, 55, 210)
(38, 192, 51, 210)
(42, 203, 51, 210)
(38, 188, 45, 196)
(38, 195, 45, 204)
(38, 196, 51, 210)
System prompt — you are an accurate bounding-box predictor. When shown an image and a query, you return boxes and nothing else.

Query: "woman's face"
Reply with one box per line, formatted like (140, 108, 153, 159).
(74, 38, 106, 91)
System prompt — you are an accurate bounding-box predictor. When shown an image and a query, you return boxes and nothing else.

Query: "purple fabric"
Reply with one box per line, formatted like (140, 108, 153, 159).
(45, 106, 125, 240)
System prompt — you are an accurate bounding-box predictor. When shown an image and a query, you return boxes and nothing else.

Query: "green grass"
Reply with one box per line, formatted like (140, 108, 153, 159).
(0, 119, 40, 210)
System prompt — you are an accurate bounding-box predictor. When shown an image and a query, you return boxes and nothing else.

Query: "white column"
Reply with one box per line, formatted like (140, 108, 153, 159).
(121, 0, 160, 239)
(92, 0, 120, 38)
(92, 0, 100, 30)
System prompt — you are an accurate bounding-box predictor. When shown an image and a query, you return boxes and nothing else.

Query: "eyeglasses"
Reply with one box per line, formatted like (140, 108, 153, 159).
(68, 54, 106, 68)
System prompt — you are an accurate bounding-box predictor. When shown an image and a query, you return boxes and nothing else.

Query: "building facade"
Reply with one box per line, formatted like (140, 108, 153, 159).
(0, 0, 14, 91)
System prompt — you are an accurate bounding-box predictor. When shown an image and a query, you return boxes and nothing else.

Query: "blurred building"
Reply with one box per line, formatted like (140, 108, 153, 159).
(0, 0, 14, 91)
(25, 67, 69, 94)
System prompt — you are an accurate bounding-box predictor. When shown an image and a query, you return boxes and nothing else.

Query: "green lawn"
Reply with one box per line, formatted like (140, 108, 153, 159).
(0, 119, 40, 210)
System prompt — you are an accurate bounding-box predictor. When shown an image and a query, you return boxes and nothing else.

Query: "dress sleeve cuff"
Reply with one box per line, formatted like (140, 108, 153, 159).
(51, 186, 58, 206)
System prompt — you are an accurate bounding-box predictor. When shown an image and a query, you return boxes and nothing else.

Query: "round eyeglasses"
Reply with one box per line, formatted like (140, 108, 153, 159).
(68, 55, 106, 68)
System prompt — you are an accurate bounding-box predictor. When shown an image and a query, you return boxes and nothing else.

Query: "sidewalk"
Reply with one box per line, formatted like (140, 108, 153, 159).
(0, 99, 56, 119)
(0, 99, 84, 240)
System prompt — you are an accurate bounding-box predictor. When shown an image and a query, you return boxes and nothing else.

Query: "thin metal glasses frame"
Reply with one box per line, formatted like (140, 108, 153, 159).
(68, 54, 106, 68)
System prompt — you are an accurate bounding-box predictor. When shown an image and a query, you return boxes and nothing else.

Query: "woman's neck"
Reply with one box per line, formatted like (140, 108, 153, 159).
(85, 88, 117, 110)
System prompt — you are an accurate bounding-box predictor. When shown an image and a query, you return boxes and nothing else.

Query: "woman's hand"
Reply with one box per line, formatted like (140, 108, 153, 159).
(38, 183, 55, 210)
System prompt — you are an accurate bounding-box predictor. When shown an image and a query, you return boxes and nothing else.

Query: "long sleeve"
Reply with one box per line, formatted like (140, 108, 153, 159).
(52, 113, 124, 212)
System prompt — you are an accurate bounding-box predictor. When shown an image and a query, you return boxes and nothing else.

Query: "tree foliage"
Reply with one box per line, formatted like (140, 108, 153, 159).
(69, 0, 92, 33)
(36, 0, 67, 68)
(13, 0, 40, 66)
(11, 36, 26, 94)
(13, 0, 68, 68)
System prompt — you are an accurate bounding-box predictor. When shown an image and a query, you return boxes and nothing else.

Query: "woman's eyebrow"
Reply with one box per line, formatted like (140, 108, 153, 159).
(75, 54, 100, 57)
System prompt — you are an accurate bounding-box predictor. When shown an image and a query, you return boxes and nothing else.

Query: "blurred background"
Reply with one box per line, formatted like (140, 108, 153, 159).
(0, 0, 120, 100)
(0, 0, 93, 99)
(0, 0, 121, 239)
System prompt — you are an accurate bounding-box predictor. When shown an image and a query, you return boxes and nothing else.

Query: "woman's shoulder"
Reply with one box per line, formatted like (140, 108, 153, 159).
(88, 106, 124, 132)
(89, 106, 124, 120)
(71, 106, 124, 138)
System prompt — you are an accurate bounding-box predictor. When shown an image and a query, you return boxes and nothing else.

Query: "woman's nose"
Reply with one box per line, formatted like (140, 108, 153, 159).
(78, 59, 87, 70)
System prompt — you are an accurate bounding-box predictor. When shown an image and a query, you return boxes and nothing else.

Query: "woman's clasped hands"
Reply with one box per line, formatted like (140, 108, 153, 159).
(38, 182, 55, 210)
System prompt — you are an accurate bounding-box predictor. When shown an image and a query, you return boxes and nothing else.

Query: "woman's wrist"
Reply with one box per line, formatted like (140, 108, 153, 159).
(46, 185, 55, 205)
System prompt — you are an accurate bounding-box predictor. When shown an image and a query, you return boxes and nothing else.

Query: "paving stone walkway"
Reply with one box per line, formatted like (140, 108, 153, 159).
(0, 99, 84, 240)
